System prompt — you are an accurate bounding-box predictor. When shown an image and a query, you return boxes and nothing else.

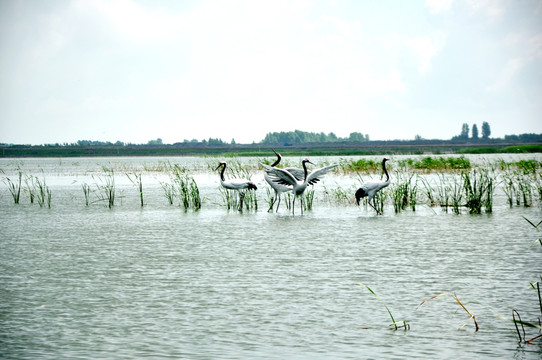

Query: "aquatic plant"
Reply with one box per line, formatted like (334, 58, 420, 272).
(164, 164, 202, 211)
(462, 169, 494, 214)
(303, 188, 315, 211)
(357, 283, 409, 330)
(126, 172, 144, 207)
(94, 167, 116, 208)
(34, 176, 51, 208)
(417, 293, 479, 331)
(509, 217, 542, 343)
(3, 171, 22, 204)
(390, 173, 417, 213)
(397, 156, 471, 172)
(81, 182, 91, 206)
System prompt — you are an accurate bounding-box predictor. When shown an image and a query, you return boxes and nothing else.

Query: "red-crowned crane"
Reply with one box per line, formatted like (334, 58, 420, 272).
(261, 158, 337, 215)
(263, 150, 293, 212)
(355, 158, 390, 215)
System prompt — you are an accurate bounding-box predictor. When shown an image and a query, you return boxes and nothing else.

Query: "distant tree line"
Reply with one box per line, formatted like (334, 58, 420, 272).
(261, 130, 370, 145)
(452, 122, 491, 140)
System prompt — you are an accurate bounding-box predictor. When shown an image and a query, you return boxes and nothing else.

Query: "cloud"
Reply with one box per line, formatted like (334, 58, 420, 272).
(425, 0, 454, 14)
(405, 34, 446, 74)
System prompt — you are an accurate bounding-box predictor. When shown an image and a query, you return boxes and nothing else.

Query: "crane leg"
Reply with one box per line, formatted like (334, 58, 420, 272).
(275, 194, 281, 213)
(268, 192, 277, 212)
(370, 198, 382, 215)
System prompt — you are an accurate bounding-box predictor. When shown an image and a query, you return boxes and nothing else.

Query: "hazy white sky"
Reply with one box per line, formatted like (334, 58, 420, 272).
(1, 0, 541, 145)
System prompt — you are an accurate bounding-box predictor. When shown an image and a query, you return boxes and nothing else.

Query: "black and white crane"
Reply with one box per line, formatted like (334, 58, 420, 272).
(263, 150, 293, 212)
(215, 161, 257, 211)
(355, 157, 390, 215)
(261, 158, 337, 215)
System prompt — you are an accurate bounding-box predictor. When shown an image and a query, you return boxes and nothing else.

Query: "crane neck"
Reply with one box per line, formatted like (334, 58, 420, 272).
(302, 160, 309, 181)
(382, 159, 390, 182)
(270, 154, 281, 167)
(219, 164, 226, 182)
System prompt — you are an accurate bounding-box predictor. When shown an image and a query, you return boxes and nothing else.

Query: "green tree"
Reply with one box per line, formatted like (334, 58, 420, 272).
(482, 122, 491, 139)
(471, 124, 479, 140)
(460, 123, 469, 139)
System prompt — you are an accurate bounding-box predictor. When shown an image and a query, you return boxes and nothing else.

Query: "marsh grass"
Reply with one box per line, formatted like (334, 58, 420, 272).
(3, 171, 22, 204)
(94, 167, 116, 208)
(24, 174, 36, 204)
(397, 156, 471, 172)
(357, 283, 409, 330)
(303, 188, 315, 211)
(417, 293, 479, 331)
(462, 169, 495, 214)
(162, 163, 202, 211)
(126, 172, 144, 207)
(391, 173, 417, 213)
(33, 176, 51, 208)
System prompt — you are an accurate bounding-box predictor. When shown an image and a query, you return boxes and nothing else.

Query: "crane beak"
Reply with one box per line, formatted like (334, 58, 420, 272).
(214, 163, 222, 171)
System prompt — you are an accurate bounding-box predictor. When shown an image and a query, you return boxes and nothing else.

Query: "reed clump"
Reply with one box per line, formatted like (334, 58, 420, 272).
(161, 163, 201, 211)
(391, 173, 418, 213)
(462, 168, 495, 214)
(397, 156, 471, 172)
(3, 171, 23, 204)
(94, 167, 116, 208)
(126, 172, 144, 207)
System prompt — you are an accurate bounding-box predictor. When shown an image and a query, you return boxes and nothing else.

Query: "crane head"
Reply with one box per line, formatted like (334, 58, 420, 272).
(303, 158, 316, 166)
(215, 161, 226, 171)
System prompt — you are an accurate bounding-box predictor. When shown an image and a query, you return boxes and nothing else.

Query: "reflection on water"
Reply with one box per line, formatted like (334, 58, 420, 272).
(1, 156, 542, 359)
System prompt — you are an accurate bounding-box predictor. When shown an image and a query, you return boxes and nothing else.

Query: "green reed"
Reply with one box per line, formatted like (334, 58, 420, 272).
(34, 176, 52, 208)
(94, 167, 116, 208)
(303, 188, 315, 211)
(164, 164, 201, 211)
(391, 173, 417, 213)
(126, 172, 144, 207)
(3, 171, 22, 204)
(462, 169, 494, 214)
(24, 174, 36, 204)
(357, 283, 409, 330)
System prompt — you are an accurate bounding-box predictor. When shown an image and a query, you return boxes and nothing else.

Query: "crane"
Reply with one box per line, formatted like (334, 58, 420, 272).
(261, 158, 337, 215)
(263, 150, 293, 212)
(355, 157, 390, 215)
(215, 161, 257, 211)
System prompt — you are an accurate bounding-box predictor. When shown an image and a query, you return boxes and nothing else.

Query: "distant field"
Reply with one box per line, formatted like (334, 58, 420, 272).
(1, 141, 541, 157)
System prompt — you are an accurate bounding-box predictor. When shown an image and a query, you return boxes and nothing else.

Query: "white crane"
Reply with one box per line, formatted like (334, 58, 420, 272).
(355, 158, 390, 215)
(263, 150, 293, 212)
(261, 158, 337, 215)
(215, 161, 257, 211)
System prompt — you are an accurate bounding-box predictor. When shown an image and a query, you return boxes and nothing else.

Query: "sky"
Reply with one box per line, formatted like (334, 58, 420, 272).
(1, 0, 541, 145)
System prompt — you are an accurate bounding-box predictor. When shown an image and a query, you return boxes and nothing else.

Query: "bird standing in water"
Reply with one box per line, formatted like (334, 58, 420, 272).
(215, 161, 257, 211)
(262, 150, 293, 212)
(355, 158, 390, 215)
(261, 158, 337, 215)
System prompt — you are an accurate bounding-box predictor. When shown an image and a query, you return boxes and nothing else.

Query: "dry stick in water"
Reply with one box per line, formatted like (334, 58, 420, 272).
(417, 293, 479, 332)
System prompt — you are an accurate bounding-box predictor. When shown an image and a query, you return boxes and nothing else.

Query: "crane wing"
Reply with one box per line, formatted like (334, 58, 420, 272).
(285, 167, 308, 181)
(305, 164, 338, 185)
(260, 163, 299, 186)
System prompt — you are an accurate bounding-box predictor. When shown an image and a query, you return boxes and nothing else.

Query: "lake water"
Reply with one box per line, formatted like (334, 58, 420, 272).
(1, 155, 541, 359)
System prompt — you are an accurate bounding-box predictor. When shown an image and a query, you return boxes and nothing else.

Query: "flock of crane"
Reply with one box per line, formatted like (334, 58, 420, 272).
(215, 150, 391, 215)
